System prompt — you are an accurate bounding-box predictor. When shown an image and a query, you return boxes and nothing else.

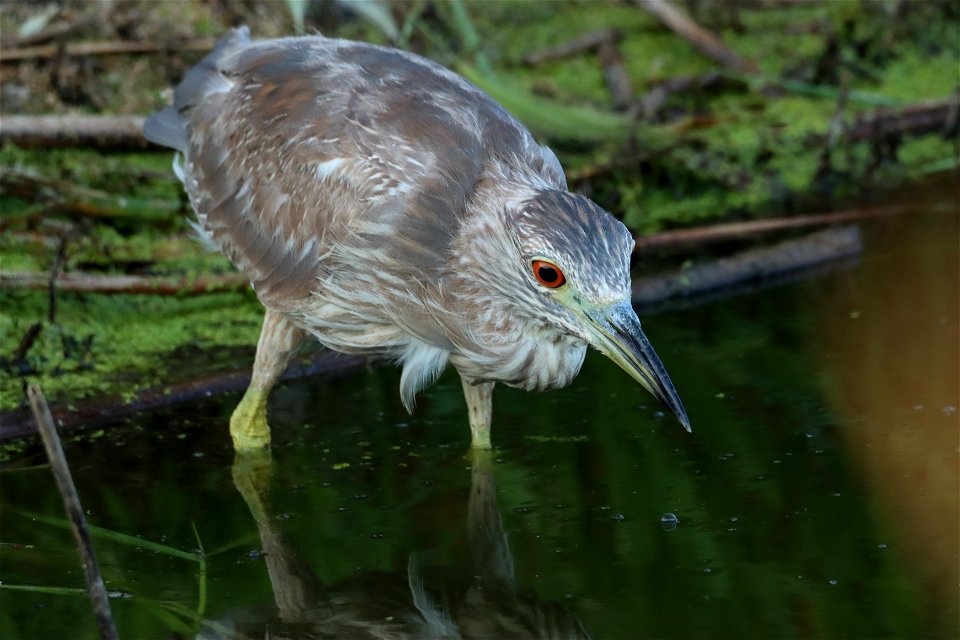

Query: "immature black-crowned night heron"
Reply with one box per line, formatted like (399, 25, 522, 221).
(145, 27, 689, 451)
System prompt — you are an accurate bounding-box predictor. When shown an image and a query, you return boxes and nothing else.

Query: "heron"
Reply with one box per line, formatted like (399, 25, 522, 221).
(144, 27, 689, 451)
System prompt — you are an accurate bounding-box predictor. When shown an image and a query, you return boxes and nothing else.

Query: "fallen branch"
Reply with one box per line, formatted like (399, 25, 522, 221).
(0, 115, 152, 150)
(0, 37, 216, 62)
(633, 203, 905, 252)
(633, 225, 862, 305)
(634, 0, 755, 73)
(0, 271, 249, 296)
(2, 350, 365, 439)
(28, 384, 118, 640)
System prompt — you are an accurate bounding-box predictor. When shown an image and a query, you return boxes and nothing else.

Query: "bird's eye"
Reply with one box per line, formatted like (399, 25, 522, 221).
(531, 259, 566, 288)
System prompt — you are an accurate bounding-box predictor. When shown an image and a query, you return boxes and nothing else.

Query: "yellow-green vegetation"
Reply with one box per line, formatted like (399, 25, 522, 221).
(1, 0, 956, 415)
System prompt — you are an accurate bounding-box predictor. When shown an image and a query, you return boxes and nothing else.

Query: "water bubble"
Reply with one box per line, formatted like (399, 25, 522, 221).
(828, 579, 838, 586)
(660, 513, 679, 531)
(943, 406, 957, 415)
(703, 567, 712, 574)
(612, 513, 626, 522)
(877, 543, 888, 549)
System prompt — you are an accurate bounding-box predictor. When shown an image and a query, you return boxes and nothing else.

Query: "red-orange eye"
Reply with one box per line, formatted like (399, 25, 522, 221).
(531, 260, 566, 288)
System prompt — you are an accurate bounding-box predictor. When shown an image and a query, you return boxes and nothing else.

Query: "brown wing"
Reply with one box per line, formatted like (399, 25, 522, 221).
(145, 31, 564, 323)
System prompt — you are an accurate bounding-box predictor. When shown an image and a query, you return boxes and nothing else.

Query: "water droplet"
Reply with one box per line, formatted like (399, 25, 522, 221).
(943, 406, 957, 415)
(612, 513, 625, 522)
(653, 410, 666, 419)
(913, 404, 925, 411)
(277, 512, 293, 520)
(829, 579, 838, 586)
(371, 532, 384, 539)
(877, 543, 888, 549)
(703, 567, 712, 574)
(660, 513, 679, 531)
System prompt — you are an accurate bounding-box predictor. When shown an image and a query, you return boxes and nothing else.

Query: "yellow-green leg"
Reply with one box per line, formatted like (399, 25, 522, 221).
(230, 310, 306, 451)
(461, 376, 494, 449)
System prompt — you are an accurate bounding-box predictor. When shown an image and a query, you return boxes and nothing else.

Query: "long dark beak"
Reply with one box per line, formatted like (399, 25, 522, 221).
(585, 302, 690, 432)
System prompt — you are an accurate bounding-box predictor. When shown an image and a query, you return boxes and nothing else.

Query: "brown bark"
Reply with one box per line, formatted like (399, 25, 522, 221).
(633, 204, 906, 252)
(0, 37, 216, 62)
(0, 115, 152, 149)
(632, 225, 862, 305)
(0, 271, 249, 296)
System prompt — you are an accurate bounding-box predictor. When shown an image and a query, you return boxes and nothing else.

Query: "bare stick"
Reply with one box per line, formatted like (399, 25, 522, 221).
(0, 37, 216, 62)
(1, 271, 249, 295)
(28, 384, 119, 640)
(809, 98, 960, 145)
(0, 115, 152, 150)
(634, 0, 754, 72)
(633, 204, 906, 252)
(633, 225, 862, 305)
(522, 28, 622, 65)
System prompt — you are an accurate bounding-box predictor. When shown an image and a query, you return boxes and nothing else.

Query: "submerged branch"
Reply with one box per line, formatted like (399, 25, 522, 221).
(28, 384, 119, 640)
(3, 351, 366, 439)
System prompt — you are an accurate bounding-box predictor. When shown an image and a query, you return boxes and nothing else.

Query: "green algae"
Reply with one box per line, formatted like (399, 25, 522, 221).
(0, 289, 262, 412)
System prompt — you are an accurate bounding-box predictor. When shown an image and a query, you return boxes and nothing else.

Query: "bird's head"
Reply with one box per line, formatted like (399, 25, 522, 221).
(506, 189, 690, 431)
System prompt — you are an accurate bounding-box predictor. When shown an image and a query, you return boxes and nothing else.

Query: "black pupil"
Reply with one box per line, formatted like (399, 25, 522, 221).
(538, 264, 559, 284)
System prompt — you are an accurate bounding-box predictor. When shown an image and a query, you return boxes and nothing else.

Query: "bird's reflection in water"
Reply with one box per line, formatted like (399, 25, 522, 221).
(206, 450, 590, 639)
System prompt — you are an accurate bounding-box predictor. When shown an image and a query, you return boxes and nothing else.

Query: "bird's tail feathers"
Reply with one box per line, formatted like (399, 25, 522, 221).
(143, 26, 252, 152)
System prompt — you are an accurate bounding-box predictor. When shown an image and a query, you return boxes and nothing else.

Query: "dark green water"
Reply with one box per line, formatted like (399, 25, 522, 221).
(1, 199, 957, 638)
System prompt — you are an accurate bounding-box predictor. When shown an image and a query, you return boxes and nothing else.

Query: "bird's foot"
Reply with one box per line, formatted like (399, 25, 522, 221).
(230, 388, 271, 450)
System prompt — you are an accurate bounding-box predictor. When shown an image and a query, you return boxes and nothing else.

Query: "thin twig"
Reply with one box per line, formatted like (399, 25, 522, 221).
(28, 384, 119, 640)
(634, 0, 754, 72)
(11, 322, 43, 362)
(522, 28, 622, 65)
(0, 37, 216, 62)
